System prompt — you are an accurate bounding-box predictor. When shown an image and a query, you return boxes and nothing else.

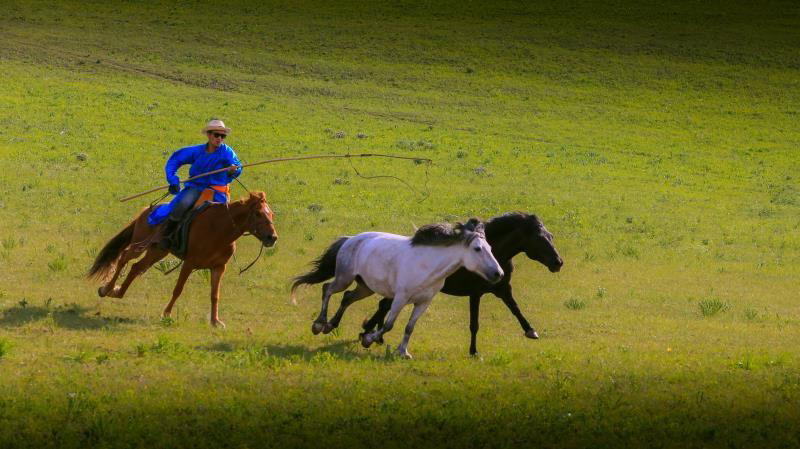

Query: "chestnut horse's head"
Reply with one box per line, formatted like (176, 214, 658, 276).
(246, 192, 278, 247)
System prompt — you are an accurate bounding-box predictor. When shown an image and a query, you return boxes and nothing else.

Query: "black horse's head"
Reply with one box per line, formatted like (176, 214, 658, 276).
(522, 215, 562, 272)
(487, 213, 563, 272)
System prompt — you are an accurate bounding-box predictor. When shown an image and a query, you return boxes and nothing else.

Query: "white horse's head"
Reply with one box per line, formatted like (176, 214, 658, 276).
(459, 219, 504, 284)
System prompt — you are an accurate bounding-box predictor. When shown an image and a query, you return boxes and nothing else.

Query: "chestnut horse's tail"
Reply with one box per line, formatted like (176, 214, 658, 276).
(87, 219, 136, 280)
(290, 237, 349, 303)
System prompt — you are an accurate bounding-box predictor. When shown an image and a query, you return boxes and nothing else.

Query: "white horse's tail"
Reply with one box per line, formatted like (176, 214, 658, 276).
(290, 237, 349, 304)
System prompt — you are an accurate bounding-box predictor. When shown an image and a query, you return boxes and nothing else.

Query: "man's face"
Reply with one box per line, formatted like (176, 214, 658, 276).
(207, 130, 227, 147)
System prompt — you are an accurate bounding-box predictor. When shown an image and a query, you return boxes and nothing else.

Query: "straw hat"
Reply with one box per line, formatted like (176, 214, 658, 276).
(202, 119, 232, 135)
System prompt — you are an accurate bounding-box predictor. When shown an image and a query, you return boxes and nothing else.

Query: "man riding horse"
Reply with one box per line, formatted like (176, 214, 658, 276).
(148, 119, 242, 249)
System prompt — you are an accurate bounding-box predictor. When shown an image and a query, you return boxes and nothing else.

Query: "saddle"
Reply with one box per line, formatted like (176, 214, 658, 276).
(168, 202, 213, 259)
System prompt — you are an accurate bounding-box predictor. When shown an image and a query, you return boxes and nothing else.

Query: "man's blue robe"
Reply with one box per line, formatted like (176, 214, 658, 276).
(148, 143, 242, 226)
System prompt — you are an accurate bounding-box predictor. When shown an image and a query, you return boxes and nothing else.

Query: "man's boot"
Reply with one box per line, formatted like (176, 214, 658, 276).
(158, 219, 179, 251)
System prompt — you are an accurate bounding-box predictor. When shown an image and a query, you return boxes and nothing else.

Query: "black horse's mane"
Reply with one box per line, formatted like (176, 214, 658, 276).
(410, 218, 484, 246)
(485, 212, 541, 237)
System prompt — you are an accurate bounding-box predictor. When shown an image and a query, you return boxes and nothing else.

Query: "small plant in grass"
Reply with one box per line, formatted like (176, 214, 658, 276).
(1, 237, 16, 251)
(564, 298, 586, 310)
(0, 339, 11, 359)
(48, 254, 68, 272)
(698, 298, 729, 317)
(596, 287, 607, 298)
(489, 351, 513, 366)
(66, 351, 90, 364)
(151, 335, 182, 354)
(310, 351, 336, 365)
(154, 259, 180, 274)
(744, 308, 759, 321)
(736, 355, 753, 371)
(197, 269, 211, 282)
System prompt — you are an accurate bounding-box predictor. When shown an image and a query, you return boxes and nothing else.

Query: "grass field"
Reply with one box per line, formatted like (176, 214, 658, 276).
(1, 0, 799, 447)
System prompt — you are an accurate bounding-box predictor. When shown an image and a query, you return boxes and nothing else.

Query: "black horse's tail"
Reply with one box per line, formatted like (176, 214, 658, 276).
(290, 237, 349, 304)
(87, 220, 136, 281)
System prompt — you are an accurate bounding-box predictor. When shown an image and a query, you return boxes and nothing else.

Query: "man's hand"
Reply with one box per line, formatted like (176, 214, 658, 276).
(168, 184, 180, 195)
(227, 165, 239, 174)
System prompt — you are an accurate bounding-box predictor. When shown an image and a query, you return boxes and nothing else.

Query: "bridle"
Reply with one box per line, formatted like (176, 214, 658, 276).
(225, 199, 276, 274)
(225, 200, 274, 242)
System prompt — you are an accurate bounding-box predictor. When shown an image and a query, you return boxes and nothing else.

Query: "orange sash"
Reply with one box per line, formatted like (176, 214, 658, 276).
(194, 185, 230, 207)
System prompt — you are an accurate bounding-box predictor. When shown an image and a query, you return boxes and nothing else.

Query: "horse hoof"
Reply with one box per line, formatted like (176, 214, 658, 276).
(322, 323, 335, 334)
(396, 350, 412, 359)
(312, 321, 325, 335)
(525, 329, 539, 339)
(211, 320, 226, 329)
(360, 333, 373, 348)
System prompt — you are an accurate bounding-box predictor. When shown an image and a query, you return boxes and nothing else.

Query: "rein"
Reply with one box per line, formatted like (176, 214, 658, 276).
(160, 201, 269, 277)
(224, 201, 270, 275)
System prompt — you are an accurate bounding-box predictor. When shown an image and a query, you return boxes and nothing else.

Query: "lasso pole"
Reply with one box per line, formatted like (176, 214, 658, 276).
(118, 153, 432, 203)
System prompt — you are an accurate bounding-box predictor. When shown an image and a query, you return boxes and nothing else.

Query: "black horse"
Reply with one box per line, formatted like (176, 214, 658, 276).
(359, 212, 562, 355)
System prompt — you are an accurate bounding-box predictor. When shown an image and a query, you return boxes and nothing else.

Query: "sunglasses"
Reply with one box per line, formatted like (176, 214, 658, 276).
(208, 132, 227, 139)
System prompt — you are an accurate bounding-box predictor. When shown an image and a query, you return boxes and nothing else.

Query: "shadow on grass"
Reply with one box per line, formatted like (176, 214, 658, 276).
(0, 304, 135, 330)
(198, 340, 380, 362)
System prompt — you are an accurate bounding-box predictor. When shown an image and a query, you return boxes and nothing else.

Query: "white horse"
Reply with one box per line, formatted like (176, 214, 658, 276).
(291, 219, 503, 358)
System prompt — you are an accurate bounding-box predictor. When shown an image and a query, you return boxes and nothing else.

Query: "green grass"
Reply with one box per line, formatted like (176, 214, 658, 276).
(1, 0, 799, 447)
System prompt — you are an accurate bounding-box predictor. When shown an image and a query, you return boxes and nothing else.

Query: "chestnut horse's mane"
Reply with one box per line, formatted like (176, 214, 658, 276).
(230, 191, 266, 206)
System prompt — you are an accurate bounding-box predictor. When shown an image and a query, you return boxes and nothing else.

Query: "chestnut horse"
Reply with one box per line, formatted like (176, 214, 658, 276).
(88, 192, 277, 327)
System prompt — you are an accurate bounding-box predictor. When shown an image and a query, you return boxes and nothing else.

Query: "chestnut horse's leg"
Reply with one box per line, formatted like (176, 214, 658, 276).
(209, 265, 226, 328)
(98, 246, 141, 297)
(98, 217, 155, 297)
(162, 262, 193, 318)
(108, 247, 168, 299)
